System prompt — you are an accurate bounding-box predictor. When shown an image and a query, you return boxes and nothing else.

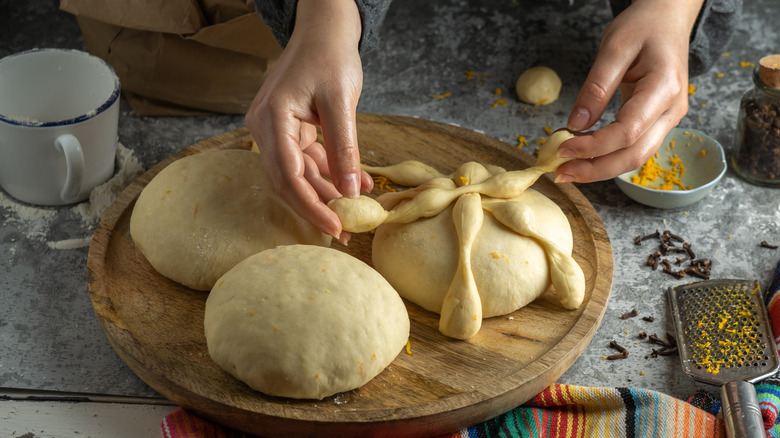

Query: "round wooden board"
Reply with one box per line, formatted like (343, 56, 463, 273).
(87, 114, 613, 438)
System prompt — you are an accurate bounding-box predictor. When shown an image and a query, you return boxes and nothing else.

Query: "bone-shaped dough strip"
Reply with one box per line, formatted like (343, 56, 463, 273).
(375, 162, 499, 210)
(483, 198, 585, 310)
(439, 193, 484, 339)
(329, 130, 575, 232)
(375, 177, 456, 210)
(363, 160, 505, 190)
(361, 160, 446, 187)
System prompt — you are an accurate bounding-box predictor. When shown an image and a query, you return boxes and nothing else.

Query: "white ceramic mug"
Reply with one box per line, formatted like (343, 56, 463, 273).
(0, 48, 120, 206)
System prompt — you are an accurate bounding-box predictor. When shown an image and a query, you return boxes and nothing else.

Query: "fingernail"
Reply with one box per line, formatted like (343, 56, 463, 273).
(558, 148, 576, 159)
(337, 231, 351, 246)
(555, 174, 575, 183)
(340, 173, 360, 198)
(567, 107, 590, 132)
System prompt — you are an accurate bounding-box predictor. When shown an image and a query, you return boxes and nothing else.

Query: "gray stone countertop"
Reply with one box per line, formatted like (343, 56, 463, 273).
(1, 0, 778, 407)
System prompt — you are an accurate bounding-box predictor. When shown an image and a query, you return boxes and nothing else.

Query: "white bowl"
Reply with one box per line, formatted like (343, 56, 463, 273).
(614, 127, 727, 209)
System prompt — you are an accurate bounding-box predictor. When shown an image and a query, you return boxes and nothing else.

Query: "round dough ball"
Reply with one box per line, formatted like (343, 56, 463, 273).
(515, 66, 562, 106)
(130, 149, 331, 291)
(372, 189, 572, 317)
(204, 245, 410, 400)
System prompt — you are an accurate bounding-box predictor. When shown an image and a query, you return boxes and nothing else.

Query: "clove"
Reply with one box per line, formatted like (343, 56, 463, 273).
(683, 242, 696, 260)
(607, 340, 629, 360)
(661, 259, 687, 279)
(648, 333, 673, 349)
(621, 309, 639, 319)
(684, 266, 710, 280)
(675, 256, 690, 266)
(662, 230, 685, 243)
(635, 230, 660, 245)
(647, 251, 661, 270)
(761, 241, 779, 249)
(609, 340, 628, 354)
(642, 316, 655, 322)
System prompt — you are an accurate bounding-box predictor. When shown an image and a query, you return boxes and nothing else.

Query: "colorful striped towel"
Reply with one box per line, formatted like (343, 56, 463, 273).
(762, 257, 780, 437)
(161, 384, 726, 438)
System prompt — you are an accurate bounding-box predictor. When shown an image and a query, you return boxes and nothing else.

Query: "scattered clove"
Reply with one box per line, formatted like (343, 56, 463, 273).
(635, 230, 660, 245)
(607, 352, 629, 360)
(647, 252, 661, 270)
(610, 340, 628, 354)
(642, 316, 655, 322)
(621, 309, 639, 319)
(761, 241, 779, 249)
(607, 340, 629, 360)
(675, 256, 690, 266)
(662, 230, 685, 243)
(683, 242, 696, 260)
(643, 333, 678, 358)
(661, 259, 687, 279)
(648, 333, 673, 349)
(637, 332, 648, 340)
(634, 230, 713, 280)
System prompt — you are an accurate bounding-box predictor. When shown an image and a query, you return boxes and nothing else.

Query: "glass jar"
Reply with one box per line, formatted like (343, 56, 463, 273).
(731, 55, 780, 187)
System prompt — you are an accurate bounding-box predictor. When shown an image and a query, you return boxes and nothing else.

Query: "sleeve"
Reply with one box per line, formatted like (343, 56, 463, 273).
(608, 0, 743, 77)
(254, 0, 393, 53)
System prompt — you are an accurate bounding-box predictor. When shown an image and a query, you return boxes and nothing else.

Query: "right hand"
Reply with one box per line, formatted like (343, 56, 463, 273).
(245, 0, 373, 243)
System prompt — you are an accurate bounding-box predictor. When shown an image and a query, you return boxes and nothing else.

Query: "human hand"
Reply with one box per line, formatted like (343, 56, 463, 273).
(245, 0, 373, 242)
(555, 0, 704, 183)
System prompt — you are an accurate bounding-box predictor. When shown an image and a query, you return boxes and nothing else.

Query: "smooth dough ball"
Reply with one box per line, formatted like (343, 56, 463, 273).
(515, 66, 562, 106)
(204, 245, 410, 400)
(130, 149, 331, 291)
(372, 189, 572, 317)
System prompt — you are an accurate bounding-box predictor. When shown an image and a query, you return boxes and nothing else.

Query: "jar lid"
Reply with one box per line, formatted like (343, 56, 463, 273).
(759, 54, 780, 89)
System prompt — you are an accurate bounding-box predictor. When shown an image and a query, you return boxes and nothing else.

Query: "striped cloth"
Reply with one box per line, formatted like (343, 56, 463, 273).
(762, 257, 780, 437)
(161, 384, 726, 438)
(433, 385, 724, 438)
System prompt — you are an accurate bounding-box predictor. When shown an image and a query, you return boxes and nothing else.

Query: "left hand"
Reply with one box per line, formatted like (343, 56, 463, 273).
(555, 0, 704, 183)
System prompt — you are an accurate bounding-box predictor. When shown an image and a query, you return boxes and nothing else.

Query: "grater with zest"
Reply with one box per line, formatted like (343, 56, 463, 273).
(668, 279, 780, 438)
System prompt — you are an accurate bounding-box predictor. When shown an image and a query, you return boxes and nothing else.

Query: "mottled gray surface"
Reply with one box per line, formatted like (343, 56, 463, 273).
(0, 0, 778, 407)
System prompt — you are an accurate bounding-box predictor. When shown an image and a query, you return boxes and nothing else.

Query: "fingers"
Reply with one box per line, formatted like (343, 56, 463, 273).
(302, 152, 341, 203)
(556, 113, 678, 183)
(559, 77, 682, 159)
(303, 141, 374, 193)
(248, 110, 344, 239)
(318, 103, 363, 199)
(567, 35, 635, 132)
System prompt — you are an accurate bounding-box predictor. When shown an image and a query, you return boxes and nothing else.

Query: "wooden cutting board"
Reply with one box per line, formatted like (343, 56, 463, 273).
(87, 114, 613, 438)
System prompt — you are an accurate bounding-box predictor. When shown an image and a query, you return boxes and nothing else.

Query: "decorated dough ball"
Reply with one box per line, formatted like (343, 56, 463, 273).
(515, 66, 562, 106)
(204, 245, 409, 400)
(372, 189, 572, 317)
(130, 149, 330, 291)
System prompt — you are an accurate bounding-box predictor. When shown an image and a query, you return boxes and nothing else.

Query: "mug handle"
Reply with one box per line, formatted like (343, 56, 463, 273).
(54, 134, 85, 203)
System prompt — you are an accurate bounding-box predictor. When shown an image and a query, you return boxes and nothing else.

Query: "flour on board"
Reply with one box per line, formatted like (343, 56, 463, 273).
(0, 142, 144, 248)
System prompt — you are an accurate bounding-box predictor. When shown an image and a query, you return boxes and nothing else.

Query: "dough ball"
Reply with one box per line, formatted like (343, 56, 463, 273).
(372, 189, 572, 317)
(204, 245, 410, 400)
(130, 149, 331, 291)
(515, 66, 562, 106)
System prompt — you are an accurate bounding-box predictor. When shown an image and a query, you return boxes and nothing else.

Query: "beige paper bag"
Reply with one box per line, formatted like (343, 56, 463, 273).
(60, 0, 282, 115)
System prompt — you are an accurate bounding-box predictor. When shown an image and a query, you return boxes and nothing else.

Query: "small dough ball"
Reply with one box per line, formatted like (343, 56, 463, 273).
(515, 66, 562, 106)
(204, 245, 410, 400)
(130, 149, 330, 291)
(372, 189, 572, 317)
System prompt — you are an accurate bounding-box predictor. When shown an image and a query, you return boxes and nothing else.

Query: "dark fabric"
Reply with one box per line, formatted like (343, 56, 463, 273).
(253, 0, 392, 53)
(689, 0, 742, 76)
(256, 0, 741, 74)
(610, 0, 743, 77)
